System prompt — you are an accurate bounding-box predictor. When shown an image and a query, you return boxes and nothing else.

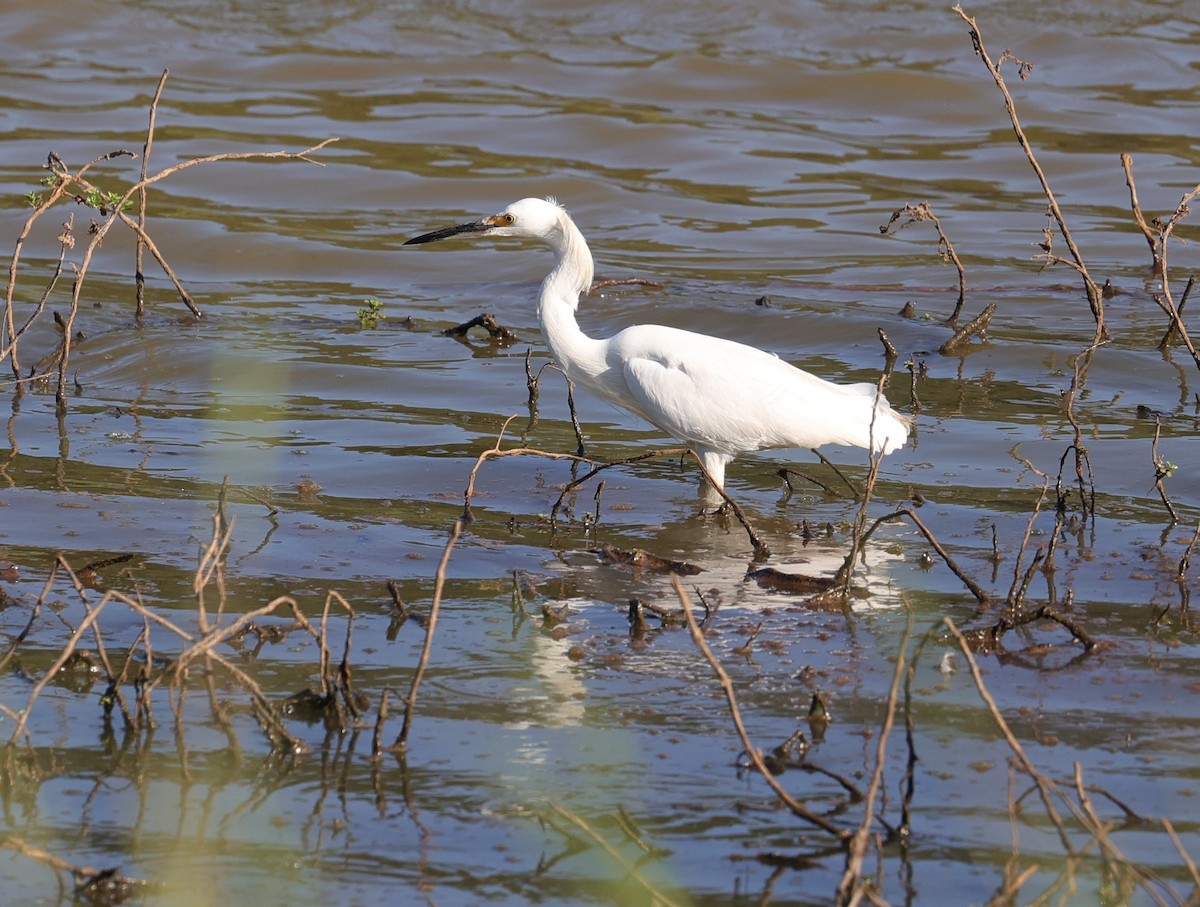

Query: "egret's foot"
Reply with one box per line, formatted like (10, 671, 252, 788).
(696, 482, 728, 516)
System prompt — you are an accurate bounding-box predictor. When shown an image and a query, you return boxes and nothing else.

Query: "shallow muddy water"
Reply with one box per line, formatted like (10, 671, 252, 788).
(2, 1, 1199, 905)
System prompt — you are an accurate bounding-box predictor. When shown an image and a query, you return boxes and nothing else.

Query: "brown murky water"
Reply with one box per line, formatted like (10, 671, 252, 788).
(2, 1, 1199, 904)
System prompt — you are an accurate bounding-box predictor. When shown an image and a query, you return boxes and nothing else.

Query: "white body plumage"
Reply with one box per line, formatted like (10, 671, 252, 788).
(406, 197, 909, 490)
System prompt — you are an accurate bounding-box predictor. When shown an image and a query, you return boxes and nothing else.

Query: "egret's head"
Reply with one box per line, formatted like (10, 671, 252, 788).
(404, 197, 567, 246)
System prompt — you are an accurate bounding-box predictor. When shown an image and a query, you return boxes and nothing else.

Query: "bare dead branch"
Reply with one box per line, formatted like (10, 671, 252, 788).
(952, 5, 1105, 337)
(881, 202, 968, 325)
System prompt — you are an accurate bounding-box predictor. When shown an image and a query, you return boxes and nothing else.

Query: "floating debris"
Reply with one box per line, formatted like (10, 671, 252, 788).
(596, 544, 702, 576)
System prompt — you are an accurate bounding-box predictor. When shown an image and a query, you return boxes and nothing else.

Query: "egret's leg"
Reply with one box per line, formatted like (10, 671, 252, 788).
(696, 449, 732, 510)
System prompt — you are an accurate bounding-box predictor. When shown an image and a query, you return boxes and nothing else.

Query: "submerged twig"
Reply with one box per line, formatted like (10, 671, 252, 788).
(835, 506, 990, 604)
(673, 574, 850, 841)
(539, 801, 684, 907)
(945, 617, 1075, 855)
(836, 601, 913, 904)
(588, 277, 667, 293)
(938, 302, 996, 355)
(441, 312, 518, 344)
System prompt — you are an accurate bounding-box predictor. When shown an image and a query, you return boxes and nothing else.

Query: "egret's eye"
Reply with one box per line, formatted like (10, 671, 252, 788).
(501, 213, 516, 225)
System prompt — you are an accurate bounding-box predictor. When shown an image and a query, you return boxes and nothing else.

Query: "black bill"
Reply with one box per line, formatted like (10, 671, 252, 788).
(404, 220, 493, 245)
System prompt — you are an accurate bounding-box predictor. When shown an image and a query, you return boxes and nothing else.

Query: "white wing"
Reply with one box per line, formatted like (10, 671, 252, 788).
(608, 325, 907, 456)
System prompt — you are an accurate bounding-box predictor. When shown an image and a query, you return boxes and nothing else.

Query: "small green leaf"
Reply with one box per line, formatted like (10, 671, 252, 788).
(356, 298, 385, 329)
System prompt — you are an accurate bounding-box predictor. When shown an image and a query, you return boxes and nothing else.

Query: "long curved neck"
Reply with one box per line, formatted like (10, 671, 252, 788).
(537, 212, 604, 383)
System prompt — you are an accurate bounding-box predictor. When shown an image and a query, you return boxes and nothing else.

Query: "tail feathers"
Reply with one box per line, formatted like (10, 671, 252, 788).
(840, 383, 910, 455)
(870, 405, 910, 455)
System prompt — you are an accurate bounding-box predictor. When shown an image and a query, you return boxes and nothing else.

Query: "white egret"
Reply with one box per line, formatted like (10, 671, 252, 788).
(405, 197, 909, 491)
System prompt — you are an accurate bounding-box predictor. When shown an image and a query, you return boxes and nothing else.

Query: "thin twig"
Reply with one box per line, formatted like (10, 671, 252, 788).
(1161, 818, 1200, 891)
(553, 447, 770, 557)
(952, 5, 1104, 337)
(461, 415, 593, 521)
(393, 520, 463, 752)
(839, 381, 892, 597)
(136, 69, 170, 318)
(881, 202, 968, 325)
(1151, 418, 1179, 524)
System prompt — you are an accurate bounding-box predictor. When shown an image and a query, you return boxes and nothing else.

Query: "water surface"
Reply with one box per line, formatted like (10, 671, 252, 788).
(2, 1, 1199, 904)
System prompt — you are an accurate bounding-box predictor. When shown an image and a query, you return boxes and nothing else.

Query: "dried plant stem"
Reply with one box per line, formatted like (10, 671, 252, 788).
(136, 68, 170, 318)
(840, 387, 891, 596)
(460, 417, 768, 554)
(325, 591, 358, 709)
(1158, 277, 1194, 351)
(207, 648, 302, 752)
(553, 446, 770, 557)
(1121, 153, 1160, 269)
(811, 447, 864, 499)
(371, 688, 391, 760)
(1058, 345, 1100, 519)
(37, 137, 333, 410)
(1150, 419, 1178, 524)
(193, 492, 235, 634)
(949, 622, 1180, 904)
(1004, 477, 1049, 605)
(952, 5, 1104, 337)
(3, 187, 81, 380)
(673, 574, 849, 841)
(394, 519, 463, 753)
(565, 376, 586, 456)
(1178, 523, 1200, 580)
(117, 209, 198, 315)
(1161, 818, 1200, 892)
(983, 863, 1040, 906)
(838, 505, 990, 604)
(1122, 154, 1200, 370)
(0, 214, 74, 380)
(165, 595, 322, 680)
